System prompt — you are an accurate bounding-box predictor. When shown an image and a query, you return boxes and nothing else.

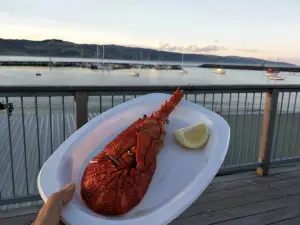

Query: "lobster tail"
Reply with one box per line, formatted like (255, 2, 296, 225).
(151, 88, 184, 121)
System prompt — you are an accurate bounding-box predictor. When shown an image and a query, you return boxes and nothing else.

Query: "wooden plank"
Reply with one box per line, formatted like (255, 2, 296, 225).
(205, 168, 300, 194)
(271, 216, 300, 225)
(179, 182, 300, 219)
(215, 204, 300, 225)
(195, 175, 300, 204)
(170, 193, 300, 225)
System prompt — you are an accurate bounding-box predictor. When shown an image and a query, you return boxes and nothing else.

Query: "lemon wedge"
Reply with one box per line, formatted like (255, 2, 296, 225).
(173, 122, 210, 149)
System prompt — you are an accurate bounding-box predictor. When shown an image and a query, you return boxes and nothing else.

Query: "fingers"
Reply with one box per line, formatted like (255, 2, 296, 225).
(33, 183, 75, 225)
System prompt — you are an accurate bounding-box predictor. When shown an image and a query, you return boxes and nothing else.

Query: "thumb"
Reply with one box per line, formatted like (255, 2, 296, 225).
(58, 183, 76, 206)
(34, 183, 75, 225)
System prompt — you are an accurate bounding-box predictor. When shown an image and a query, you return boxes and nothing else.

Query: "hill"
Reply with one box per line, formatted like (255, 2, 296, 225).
(0, 38, 295, 66)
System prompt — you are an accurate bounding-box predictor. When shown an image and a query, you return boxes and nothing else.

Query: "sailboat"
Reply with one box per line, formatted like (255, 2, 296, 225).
(264, 57, 280, 76)
(179, 53, 187, 74)
(264, 68, 278, 76)
(266, 57, 285, 80)
(94, 45, 113, 70)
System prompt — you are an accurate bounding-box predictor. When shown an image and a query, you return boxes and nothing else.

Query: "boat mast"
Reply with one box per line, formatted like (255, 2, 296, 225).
(102, 45, 105, 64)
(96, 45, 99, 59)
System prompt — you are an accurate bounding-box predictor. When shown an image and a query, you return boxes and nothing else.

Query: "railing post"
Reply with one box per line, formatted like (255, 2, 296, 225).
(74, 91, 88, 129)
(257, 89, 279, 176)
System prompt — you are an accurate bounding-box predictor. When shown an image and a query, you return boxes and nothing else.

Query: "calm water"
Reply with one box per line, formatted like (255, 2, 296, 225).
(1, 66, 300, 86)
(1, 57, 300, 116)
(1, 55, 300, 86)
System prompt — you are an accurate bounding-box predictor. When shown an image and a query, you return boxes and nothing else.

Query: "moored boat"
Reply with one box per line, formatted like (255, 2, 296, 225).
(213, 68, 226, 75)
(129, 71, 140, 76)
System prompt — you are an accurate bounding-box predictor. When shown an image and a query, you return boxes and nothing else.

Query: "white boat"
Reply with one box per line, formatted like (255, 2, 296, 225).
(264, 57, 281, 76)
(268, 76, 285, 80)
(180, 68, 188, 74)
(129, 71, 140, 77)
(213, 68, 226, 75)
(264, 72, 279, 76)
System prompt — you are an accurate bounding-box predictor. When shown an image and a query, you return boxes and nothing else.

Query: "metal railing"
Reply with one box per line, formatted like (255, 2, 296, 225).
(1, 84, 300, 207)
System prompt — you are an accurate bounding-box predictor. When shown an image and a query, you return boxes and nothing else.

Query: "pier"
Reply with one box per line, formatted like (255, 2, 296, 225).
(0, 60, 184, 70)
(199, 63, 300, 72)
(1, 84, 300, 224)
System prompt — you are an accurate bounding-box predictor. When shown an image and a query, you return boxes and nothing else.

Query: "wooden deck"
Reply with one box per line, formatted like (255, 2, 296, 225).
(1, 162, 300, 225)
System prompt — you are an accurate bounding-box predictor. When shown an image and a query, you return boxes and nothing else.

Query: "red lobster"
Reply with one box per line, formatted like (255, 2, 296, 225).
(81, 88, 184, 216)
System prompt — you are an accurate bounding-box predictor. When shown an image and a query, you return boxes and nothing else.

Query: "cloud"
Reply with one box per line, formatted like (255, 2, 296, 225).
(236, 48, 258, 53)
(156, 42, 228, 53)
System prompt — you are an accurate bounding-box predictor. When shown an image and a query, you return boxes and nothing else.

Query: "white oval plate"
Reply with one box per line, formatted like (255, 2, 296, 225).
(37, 93, 230, 225)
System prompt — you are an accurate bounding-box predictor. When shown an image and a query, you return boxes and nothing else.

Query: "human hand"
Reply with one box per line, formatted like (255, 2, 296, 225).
(33, 183, 75, 225)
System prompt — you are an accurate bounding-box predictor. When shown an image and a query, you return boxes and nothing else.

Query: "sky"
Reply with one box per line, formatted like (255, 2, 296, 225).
(1, 0, 300, 64)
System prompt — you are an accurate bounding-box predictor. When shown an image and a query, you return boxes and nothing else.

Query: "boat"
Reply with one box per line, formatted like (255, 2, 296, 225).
(213, 68, 226, 75)
(264, 68, 279, 76)
(180, 53, 187, 74)
(91, 45, 113, 70)
(153, 64, 169, 70)
(91, 64, 113, 70)
(82, 63, 92, 68)
(268, 76, 285, 80)
(180, 68, 188, 74)
(97, 64, 113, 70)
(129, 71, 140, 77)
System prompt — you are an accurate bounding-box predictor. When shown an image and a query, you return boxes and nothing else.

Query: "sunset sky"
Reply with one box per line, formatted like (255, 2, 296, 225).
(1, 0, 300, 64)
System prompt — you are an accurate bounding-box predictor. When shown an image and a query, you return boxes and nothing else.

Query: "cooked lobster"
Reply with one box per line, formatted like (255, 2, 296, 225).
(81, 88, 184, 216)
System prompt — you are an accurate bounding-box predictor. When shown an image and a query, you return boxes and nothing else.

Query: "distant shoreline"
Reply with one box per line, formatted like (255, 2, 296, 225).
(199, 63, 300, 72)
(1, 60, 300, 72)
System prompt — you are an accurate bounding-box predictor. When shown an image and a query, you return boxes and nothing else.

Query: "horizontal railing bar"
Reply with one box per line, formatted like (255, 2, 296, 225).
(270, 157, 300, 166)
(1, 84, 300, 93)
(0, 205, 42, 219)
(87, 89, 265, 96)
(217, 158, 300, 176)
(218, 163, 260, 176)
(0, 92, 74, 97)
(0, 195, 41, 206)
